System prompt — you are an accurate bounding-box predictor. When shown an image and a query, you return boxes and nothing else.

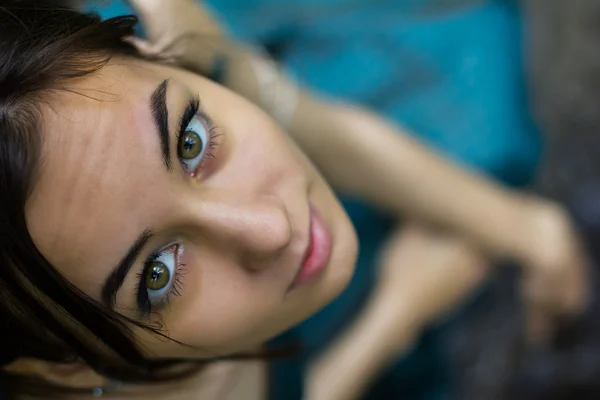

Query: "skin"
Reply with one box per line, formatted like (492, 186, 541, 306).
(15, 50, 485, 399)
(131, 0, 589, 335)
(11, 2, 588, 397)
(25, 57, 358, 360)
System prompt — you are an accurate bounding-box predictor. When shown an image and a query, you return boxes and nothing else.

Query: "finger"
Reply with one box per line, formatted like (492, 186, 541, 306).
(124, 36, 158, 56)
(124, 36, 177, 63)
(522, 271, 561, 345)
(560, 254, 590, 316)
(525, 304, 553, 347)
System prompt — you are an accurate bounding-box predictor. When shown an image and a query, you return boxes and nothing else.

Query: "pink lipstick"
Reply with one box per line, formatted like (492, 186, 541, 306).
(292, 204, 332, 287)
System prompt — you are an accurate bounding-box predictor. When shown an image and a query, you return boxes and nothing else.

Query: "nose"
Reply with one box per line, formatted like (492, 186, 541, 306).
(182, 191, 293, 271)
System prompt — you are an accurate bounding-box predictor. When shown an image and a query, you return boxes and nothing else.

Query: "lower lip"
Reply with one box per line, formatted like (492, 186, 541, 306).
(292, 205, 333, 287)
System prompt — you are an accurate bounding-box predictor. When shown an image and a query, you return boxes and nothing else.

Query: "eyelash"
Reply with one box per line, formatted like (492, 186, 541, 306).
(134, 97, 220, 316)
(176, 96, 221, 176)
(135, 244, 188, 317)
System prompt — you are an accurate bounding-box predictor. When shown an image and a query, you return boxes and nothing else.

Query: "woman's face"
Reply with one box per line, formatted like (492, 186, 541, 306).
(26, 58, 357, 358)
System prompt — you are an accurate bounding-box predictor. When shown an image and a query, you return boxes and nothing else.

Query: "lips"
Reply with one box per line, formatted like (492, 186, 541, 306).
(290, 203, 332, 288)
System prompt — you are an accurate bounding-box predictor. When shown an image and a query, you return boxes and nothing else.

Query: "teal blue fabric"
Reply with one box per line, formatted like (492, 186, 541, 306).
(86, 1, 541, 399)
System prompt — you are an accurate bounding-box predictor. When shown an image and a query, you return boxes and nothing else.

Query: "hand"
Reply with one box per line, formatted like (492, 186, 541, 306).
(127, 0, 296, 127)
(373, 224, 488, 351)
(518, 198, 589, 344)
(126, 0, 227, 65)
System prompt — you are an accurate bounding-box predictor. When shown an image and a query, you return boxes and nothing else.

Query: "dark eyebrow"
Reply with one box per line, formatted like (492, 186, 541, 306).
(101, 229, 153, 308)
(150, 80, 172, 171)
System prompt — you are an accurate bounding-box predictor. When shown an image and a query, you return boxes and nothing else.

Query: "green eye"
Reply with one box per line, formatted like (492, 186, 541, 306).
(178, 130, 204, 159)
(145, 262, 170, 291)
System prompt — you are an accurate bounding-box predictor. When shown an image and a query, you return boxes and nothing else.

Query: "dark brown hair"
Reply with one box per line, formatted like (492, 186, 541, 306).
(0, 1, 211, 397)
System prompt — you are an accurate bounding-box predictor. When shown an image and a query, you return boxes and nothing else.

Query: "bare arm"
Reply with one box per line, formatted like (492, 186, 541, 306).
(306, 290, 418, 400)
(128, 0, 587, 392)
(307, 225, 487, 400)
(128, 0, 540, 261)
(291, 94, 530, 259)
(165, 38, 582, 281)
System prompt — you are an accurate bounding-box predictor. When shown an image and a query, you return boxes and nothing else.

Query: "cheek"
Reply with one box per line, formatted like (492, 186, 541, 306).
(184, 73, 310, 189)
(203, 81, 300, 165)
(163, 255, 286, 355)
(205, 116, 308, 197)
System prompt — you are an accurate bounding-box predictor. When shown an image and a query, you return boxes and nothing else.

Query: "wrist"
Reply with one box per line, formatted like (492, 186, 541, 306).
(473, 192, 556, 265)
(516, 197, 575, 272)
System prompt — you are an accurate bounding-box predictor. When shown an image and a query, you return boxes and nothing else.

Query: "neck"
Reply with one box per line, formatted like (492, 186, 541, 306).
(18, 360, 266, 400)
(111, 361, 257, 400)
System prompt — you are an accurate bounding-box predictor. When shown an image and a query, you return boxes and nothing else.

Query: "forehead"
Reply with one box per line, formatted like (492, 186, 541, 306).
(26, 61, 170, 295)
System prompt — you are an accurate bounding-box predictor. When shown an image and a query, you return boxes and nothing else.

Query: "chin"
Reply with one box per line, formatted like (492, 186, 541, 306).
(283, 227, 357, 332)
